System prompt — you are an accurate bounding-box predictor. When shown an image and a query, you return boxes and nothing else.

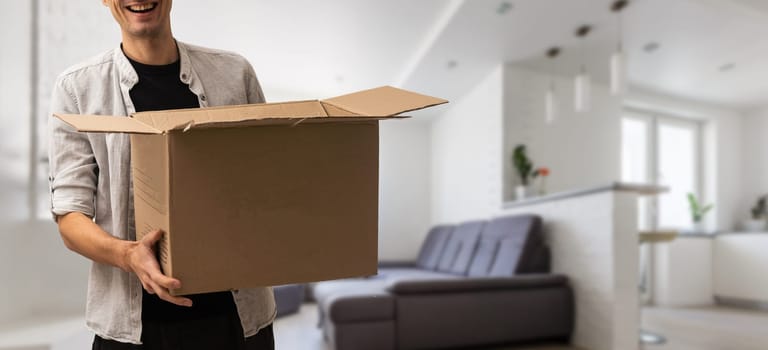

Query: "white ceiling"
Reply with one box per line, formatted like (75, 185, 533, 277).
(625, 0, 768, 111)
(171, 0, 449, 101)
(402, 0, 621, 106)
(398, 0, 768, 113)
(41, 0, 768, 113)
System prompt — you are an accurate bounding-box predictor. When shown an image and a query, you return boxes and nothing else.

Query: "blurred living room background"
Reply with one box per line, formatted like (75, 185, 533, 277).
(1, 0, 767, 349)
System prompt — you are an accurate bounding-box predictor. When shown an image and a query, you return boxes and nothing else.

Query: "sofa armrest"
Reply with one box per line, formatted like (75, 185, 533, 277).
(387, 274, 568, 294)
(377, 260, 417, 268)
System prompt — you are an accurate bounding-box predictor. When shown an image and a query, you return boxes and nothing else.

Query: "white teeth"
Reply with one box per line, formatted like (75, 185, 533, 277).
(128, 3, 156, 12)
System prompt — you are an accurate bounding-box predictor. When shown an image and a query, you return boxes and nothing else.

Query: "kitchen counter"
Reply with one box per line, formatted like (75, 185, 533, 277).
(503, 182, 667, 209)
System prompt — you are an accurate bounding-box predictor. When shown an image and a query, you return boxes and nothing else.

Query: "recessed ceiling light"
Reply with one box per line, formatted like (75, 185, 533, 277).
(643, 42, 660, 53)
(718, 63, 735, 72)
(446, 60, 458, 69)
(497, 1, 513, 15)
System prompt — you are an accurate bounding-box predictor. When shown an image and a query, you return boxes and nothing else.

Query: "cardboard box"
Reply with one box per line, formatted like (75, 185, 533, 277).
(55, 86, 446, 295)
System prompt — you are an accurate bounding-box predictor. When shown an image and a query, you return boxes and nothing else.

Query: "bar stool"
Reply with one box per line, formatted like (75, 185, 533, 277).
(638, 230, 678, 345)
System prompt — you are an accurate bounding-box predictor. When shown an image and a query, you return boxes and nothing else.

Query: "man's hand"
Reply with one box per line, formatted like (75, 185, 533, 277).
(125, 229, 193, 307)
(57, 213, 193, 307)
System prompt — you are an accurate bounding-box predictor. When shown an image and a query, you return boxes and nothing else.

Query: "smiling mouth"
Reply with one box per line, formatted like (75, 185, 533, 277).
(126, 2, 158, 13)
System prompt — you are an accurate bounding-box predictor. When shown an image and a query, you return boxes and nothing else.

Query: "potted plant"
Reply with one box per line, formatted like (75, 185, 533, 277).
(743, 195, 767, 232)
(687, 192, 713, 232)
(512, 145, 534, 199)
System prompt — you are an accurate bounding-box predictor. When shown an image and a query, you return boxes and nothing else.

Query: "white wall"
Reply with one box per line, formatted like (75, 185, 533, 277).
(0, 221, 89, 324)
(498, 67, 746, 231)
(378, 121, 432, 260)
(501, 191, 640, 350)
(740, 108, 768, 219)
(0, 0, 32, 221)
(625, 89, 744, 231)
(430, 65, 504, 224)
(0, 0, 88, 326)
(502, 65, 622, 201)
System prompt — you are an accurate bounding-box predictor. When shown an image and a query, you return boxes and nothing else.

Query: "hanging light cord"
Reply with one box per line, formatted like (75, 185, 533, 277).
(547, 47, 560, 89)
(575, 25, 591, 73)
(612, 0, 629, 52)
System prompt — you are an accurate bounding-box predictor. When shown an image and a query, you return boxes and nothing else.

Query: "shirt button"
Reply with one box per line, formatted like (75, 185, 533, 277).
(181, 73, 187, 80)
(200, 95, 207, 101)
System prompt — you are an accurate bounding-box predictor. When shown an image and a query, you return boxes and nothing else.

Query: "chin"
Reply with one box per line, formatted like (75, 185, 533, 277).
(127, 24, 167, 39)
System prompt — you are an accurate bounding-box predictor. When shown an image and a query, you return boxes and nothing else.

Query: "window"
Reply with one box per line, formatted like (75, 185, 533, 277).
(622, 114, 651, 229)
(622, 110, 703, 230)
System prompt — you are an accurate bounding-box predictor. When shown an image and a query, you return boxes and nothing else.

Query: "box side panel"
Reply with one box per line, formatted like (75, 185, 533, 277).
(130, 134, 172, 277)
(169, 122, 379, 295)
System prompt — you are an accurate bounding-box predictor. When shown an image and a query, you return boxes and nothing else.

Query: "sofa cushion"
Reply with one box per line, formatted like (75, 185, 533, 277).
(415, 225, 454, 270)
(313, 279, 387, 305)
(466, 238, 500, 277)
(314, 268, 460, 305)
(488, 239, 524, 277)
(273, 284, 305, 317)
(435, 221, 484, 275)
(324, 290, 395, 323)
(467, 214, 544, 277)
(377, 267, 459, 281)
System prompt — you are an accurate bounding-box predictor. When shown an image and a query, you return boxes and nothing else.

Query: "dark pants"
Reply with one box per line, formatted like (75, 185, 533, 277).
(92, 318, 274, 350)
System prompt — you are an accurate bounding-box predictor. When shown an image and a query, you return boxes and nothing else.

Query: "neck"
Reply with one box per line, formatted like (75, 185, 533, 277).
(121, 32, 178, 65)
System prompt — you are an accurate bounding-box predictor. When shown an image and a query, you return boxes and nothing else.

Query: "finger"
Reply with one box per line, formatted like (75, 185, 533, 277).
(142, 229, 164, 245)
(150, 271, 182, 290)
(152, 281, 193, 307)
(138, 274, 156, 294)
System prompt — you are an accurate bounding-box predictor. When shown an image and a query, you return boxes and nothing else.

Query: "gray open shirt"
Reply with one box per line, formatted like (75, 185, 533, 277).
(48, 41, 276, 344)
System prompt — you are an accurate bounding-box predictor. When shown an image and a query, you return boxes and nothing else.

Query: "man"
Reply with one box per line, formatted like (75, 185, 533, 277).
(48, 0, 276, 348)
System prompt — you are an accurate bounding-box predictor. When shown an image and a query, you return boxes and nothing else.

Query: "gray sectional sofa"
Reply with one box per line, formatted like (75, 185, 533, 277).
(311, 214, 574, 350)
(273, 284, 305, 317)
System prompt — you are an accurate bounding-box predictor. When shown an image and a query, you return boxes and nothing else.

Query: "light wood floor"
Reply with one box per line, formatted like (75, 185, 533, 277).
(639, 306, 768, 350)
(273, 304, 768, 350)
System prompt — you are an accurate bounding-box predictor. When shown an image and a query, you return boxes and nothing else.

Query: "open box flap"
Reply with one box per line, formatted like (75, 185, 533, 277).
(54, 114, 162, 134)
(53, 86, 447, 134)
(133, 100, 332, 131)
(321, 86, 448, 117)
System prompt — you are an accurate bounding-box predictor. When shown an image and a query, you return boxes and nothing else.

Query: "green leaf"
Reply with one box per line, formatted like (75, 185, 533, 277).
(512, 144, 534, 185)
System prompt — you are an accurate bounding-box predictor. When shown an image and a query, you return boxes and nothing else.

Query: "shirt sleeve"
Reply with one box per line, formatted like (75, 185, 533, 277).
(47, 74, 98, 221)
(243, 60, 266, 104)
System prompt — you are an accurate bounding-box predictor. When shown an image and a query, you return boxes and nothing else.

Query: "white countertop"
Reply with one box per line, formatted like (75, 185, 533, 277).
(503, 182, 667, 209)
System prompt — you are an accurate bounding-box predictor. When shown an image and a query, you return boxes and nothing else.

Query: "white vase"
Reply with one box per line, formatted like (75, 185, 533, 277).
(691, 221, 706, 233)
(515, 185, 534, 200)
(537, 177, 548, 196)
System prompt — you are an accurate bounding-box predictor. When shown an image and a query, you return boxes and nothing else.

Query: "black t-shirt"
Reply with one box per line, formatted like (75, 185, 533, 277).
(126, 53, 237, 322)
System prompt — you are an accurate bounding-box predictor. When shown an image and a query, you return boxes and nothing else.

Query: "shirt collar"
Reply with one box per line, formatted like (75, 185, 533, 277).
(177, 41, 193, 85)
(113, 40, 192, 88)
(114, 45, 139, 89)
